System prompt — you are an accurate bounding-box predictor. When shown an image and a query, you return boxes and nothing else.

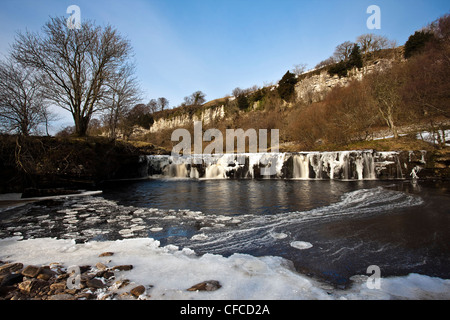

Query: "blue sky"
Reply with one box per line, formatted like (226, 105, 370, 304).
(0, 0, 449, 130)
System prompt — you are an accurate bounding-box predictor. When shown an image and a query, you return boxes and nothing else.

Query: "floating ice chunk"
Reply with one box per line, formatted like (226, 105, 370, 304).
(150, 227, 163, 232)
(131, 225, 146, 232)
(121, 233, 134, 238)
(216, 216, 232, 221)
(213, 223, 226, 228)
(164, 244, 179, 252)
(191, 234, 208, 241)
(119, 229, 133, 235)
(271, 232, 288, 240)
(290, 241, 313, 250)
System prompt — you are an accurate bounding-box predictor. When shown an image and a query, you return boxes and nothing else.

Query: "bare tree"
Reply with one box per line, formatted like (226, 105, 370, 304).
(184, 91, 206, 106)
(357, 34, 391, 56)
(0, 58, 49, 136)
(368, 65, 406, 139)
(315, 56, 336, 69)
(147, 99, 158, 114)
(291, 63, 308, 76)
(157, 97, 169, 111)
(102, 63, 142, 139)
(12, 17, 133, 137)
(333, 41, 354, 61)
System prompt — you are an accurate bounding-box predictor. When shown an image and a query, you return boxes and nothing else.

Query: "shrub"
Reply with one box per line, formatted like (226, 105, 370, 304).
(328, 61, 349, 77)
(277, 71, 298, 102)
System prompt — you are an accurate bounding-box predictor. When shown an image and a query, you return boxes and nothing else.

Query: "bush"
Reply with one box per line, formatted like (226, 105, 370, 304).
(277, 71, 298, 102)
(328, 61, 349, 77)
(328, 45, 362, 77)
(236, 94, 249, 111)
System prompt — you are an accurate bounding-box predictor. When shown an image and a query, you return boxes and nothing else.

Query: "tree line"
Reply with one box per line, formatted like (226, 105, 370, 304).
(0, 15, 209, 140)
(288, 14, 450, 149)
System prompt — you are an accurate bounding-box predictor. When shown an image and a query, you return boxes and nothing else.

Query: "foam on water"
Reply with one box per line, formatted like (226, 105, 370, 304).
(180, 186, 424, 254)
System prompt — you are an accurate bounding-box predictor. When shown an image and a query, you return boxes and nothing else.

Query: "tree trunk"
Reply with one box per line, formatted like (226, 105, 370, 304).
(74, 116, 90, 137)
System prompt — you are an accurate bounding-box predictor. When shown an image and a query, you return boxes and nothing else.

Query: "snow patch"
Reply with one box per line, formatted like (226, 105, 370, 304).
(0, 237, 449, 300)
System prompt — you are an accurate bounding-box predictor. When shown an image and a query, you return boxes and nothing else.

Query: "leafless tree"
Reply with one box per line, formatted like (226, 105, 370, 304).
(12, 17, 133, 137)
(157, 97, 169, 111)
(368, 65, 406, 139)
(102, 63, 142, 139)
(357, 34, 391, 56)
(333, 41, 354, 61)
(291, 63, 308, 76)
(315, 56, 336, 69)
(147, 99, 158, 114)
(0, 58, 49, 136)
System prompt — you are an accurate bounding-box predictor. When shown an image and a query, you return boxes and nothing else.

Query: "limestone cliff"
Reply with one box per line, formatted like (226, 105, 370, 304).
(144, 58, 395, 134)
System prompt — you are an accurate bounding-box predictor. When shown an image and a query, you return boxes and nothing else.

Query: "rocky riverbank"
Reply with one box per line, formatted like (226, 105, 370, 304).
(0, 252, 221, 300)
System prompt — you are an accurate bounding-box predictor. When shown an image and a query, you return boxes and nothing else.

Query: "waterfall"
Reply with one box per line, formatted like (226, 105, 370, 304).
(293, 154, 310, 179)
(163, 163, 188, 178)
(145, 150, 421, 181)
(205, 164, 227, 179)
(190, 167, 200, 179)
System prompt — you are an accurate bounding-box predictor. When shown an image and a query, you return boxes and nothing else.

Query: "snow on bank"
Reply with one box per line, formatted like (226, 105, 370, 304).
(1, 237, 449, 300)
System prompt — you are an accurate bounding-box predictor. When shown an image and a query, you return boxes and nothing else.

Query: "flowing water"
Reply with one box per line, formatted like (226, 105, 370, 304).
(0, 151, 448, 288)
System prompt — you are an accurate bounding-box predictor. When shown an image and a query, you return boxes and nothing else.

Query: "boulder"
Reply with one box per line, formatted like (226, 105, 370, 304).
(112, 265, 133, 271)
(37, 268, 56, 281)
(187, 280, 222, 292)
(50, 282, 66, 292)
(86, 278, 106, 289)
(95, 262, 108, 271)
(99, 252, 114, 257)
(21, 265, 42, 278)
(130, 285, 145, 297)
(0, 263, 23, 275)
(0, 273, 23, 287)
(18, 279, 49, 295)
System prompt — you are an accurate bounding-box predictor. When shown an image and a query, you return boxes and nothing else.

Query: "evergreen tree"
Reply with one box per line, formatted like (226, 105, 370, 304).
(348, 44, 363, 69)
(404, 31, 435, 59)
(277, 71, 297, 102)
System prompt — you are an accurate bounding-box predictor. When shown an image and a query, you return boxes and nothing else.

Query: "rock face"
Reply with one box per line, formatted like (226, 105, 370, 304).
(149, 105, 226, 133)
(294, 59, 393, 104)
(142, 60, 393, 134)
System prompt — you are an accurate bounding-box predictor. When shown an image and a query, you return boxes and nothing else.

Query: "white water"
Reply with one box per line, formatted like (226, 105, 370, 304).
(147, 151, 405, 180)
